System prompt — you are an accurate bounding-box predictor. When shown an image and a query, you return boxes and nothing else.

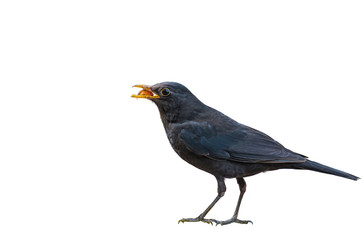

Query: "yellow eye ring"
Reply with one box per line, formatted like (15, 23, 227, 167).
(160, 88, 171, 96)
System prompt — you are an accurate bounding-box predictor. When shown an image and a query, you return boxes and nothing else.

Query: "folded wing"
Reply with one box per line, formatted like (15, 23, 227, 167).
(179, 121, 307, 164)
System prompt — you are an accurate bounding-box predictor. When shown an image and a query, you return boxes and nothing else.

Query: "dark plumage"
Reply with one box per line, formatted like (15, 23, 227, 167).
(132, 82, 359, 225)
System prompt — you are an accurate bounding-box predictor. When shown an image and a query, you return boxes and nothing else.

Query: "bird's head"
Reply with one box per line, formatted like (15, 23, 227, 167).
(131, 82, 204, 124)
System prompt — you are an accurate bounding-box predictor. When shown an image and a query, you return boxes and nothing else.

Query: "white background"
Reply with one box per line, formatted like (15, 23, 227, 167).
(0, 0, 361, 239)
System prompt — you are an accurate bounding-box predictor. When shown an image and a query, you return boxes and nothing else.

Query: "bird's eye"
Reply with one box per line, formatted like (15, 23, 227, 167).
(160, 88, 171, 96)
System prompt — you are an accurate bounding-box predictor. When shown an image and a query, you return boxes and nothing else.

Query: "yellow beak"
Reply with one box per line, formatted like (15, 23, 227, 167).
(131, 84, 160, 99)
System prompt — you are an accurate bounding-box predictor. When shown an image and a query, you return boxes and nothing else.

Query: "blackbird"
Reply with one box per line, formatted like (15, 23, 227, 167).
(131, 82, 359, 225)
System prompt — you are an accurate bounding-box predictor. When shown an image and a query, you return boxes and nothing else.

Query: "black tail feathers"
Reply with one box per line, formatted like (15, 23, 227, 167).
(298, 160, 359, 181)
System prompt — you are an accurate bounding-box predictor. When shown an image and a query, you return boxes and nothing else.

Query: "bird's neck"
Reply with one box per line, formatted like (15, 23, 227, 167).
(158, 101, 207, 130)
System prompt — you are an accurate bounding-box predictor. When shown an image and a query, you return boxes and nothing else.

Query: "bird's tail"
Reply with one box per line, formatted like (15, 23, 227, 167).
(296, 160, 359, 181)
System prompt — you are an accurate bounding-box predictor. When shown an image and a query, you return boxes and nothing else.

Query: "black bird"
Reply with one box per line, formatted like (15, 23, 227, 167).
(131, 82, 359, 225)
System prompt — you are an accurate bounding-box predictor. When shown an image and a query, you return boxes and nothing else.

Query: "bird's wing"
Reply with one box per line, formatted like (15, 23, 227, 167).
(178, 122, 307, 163)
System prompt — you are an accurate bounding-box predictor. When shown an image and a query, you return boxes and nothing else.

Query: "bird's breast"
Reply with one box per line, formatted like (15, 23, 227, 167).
(166, 130, 183, 156)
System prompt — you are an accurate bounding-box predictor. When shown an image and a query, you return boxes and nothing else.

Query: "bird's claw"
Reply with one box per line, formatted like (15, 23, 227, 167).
(210, 218, 253, 226)
(178, 216, 253, 226)
(178, 217, 214, 225)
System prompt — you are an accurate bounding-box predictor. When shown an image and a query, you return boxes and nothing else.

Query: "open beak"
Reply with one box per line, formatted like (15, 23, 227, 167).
(131, 84, 160, 99)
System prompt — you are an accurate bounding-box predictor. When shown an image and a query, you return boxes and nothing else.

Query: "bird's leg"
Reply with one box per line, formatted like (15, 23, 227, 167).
(211, 178, 253, 226)
(178, 177, 226, 225)
(178, 195, 222, 225)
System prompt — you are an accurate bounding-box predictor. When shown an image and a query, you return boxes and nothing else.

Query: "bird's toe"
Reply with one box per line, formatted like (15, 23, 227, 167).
(178, 217, 214, 225)
(234, 219, 253, 225)
(208, 218, 253, 226)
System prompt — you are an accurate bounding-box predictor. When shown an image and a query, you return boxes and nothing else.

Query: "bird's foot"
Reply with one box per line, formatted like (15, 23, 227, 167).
(178, 217, 214, 225)
(210, 217, 253, 226)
